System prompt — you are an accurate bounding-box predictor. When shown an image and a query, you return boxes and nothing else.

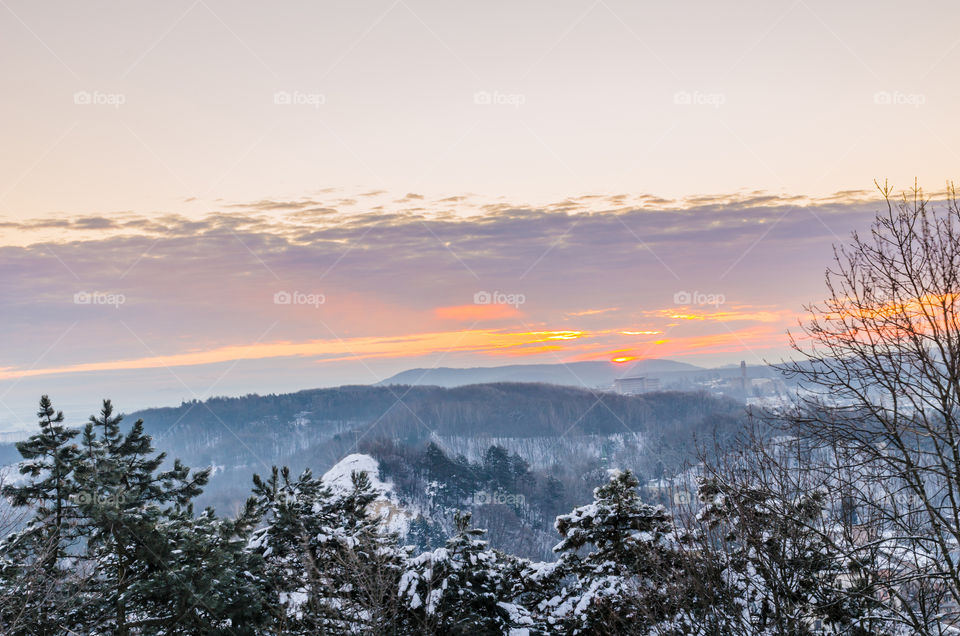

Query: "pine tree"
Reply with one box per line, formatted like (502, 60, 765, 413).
(406, 515, 447, 553)
(70, 399, 210, 635)
(3, 396, 80, 560)
(0, 395, 82, 635)
(541, 469, 681, 634)
(319, 471, 407, 632)
(398, 511, 526, 634)
(483, 445, 514, 490)
(249, 466, 407, 633)
(130, 501, 269, 635)
(248, 465, 335, 633)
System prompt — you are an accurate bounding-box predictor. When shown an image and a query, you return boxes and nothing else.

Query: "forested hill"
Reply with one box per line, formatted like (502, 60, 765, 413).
(105, 382, 748, 551)
(1, 383, 748, 523)
(90, 384, 727, 505)
(377, 359, 703, 388)
(130, 383, 742, 464)
(138, 382, 739, 437)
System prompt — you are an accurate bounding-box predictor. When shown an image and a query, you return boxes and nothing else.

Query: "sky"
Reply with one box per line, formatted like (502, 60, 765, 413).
(2, 0, 959, 428)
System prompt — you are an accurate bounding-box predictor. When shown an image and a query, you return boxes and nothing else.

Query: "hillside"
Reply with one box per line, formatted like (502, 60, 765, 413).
(128, 383, 742, 467)
(106, 383, 743, 521)
(377, 359, 703, 388)
(0, 383, 749, 555)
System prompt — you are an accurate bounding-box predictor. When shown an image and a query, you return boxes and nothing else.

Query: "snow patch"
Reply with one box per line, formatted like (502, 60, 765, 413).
(322, 453, 392, 495)
(322, 453, 412, 536)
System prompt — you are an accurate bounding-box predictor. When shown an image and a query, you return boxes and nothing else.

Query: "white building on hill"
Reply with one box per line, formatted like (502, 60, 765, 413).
(613, 376, 660, 395)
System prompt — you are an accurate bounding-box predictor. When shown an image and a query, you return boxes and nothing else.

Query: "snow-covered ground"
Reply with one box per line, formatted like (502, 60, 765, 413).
(321, 453, 392, 494)
(322, 453, 413, 536)
(432, 432, 645, 469)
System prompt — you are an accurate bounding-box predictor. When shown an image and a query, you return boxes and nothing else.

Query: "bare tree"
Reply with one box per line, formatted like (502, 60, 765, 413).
(778, 180, 960, 633)
(0, 476, 91, 636)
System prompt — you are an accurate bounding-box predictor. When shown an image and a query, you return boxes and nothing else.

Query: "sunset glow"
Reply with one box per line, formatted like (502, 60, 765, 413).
(3, 3, 957, 629)
(2, 0, 955, 425)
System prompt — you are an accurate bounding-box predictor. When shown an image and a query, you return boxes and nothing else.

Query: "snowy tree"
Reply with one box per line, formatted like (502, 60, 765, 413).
(70, 400, 210, 635)
(318, 470, 407, 631)
(248, 465, 335, 633)
(694, 474, 892, 635)
(0, 396, 83, 634)
(129, 502, 270, 635)
(534, 469, 682, 634)
(248, 465, 406, 633)
(777, 181, 960, 631)
(398, 511, 530, 634)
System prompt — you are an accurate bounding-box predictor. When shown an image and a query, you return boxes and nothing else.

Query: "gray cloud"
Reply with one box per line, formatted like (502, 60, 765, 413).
(0, 190, 894, 428)
(0, 192, 889, 391)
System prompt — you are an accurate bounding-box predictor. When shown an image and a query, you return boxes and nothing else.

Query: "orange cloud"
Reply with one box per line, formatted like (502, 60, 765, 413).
(660, 309, 788, 323)
(834, 293, 957, 324)
(567, 307, 619, 317)
(0, 329, 589, 381)
(648, 326, 783, 357)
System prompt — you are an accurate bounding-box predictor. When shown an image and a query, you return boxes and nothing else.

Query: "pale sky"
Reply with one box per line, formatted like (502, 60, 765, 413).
(1, 0, 958, 427)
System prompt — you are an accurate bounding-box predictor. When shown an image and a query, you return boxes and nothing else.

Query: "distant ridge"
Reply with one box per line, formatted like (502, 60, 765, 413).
(377, 359, 703, 389)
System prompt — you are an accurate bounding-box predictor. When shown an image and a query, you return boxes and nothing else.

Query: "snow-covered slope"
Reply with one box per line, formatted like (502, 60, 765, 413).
(321, 453, 391, 495)
(321, 453, 413, 536)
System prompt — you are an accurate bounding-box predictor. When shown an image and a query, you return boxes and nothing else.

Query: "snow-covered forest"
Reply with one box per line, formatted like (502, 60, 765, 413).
(0, 395, 916, 635)
(0, 392, 957, 635)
